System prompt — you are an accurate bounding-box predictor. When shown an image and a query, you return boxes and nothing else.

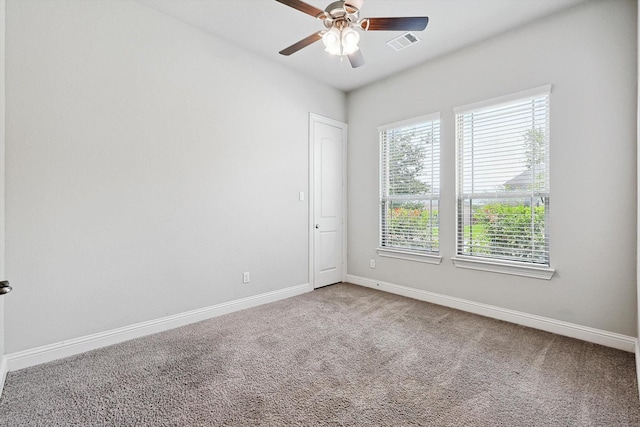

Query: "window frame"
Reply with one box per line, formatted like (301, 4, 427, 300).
(451, 85, 555, 279)
(377, 113, 442, 265)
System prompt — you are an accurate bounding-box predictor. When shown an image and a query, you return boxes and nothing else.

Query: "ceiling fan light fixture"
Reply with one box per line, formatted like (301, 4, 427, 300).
(322, 26, 360, 56)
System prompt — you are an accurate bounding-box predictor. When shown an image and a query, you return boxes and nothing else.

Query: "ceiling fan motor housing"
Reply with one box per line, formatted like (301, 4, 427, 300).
(322, 1, 360, 30)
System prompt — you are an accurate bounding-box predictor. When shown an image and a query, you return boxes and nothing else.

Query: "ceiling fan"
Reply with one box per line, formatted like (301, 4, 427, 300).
(275, 0, 429, 68)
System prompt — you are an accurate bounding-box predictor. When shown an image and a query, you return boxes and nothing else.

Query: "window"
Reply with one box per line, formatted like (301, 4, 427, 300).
(379, 114, 440, 263)
(453, 86, 554, 279)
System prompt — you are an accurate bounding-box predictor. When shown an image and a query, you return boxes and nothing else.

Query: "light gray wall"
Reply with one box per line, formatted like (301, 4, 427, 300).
(0, 0, 5, 360)
(637, 0, 639, 390)
(347, 0, 638, 336)
(4, 0, 345, 353)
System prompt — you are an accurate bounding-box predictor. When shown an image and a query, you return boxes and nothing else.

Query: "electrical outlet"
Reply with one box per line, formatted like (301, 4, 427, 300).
(243, 272, 250, 283)
(370, 259, 376, 268)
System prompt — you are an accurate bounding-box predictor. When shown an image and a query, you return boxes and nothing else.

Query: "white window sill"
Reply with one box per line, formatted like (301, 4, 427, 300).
(377, 248, 442, 265)
(451, 256, 555, 280)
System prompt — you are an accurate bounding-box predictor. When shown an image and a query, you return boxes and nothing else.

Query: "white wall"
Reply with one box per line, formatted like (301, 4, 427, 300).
(347, 0, 638, 336)
(4, 0, 345, 353)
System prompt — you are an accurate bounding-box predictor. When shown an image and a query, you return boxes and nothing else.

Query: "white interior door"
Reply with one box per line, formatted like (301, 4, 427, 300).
(310, 114, 346, 289)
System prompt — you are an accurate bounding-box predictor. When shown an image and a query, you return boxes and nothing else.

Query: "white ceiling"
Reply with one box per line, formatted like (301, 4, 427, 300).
(137, 0, 587, 92)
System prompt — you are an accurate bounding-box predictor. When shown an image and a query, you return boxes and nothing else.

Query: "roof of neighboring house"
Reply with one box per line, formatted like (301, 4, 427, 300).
(504, 169, 533, 189)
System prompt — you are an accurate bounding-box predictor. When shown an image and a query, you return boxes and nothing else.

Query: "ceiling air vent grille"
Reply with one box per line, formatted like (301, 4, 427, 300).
(386, 32, 421, 51)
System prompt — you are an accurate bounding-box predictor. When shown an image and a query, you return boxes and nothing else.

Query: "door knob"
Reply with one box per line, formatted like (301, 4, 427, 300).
(0, 281, 11, 295)
(315, 224, 319, 229)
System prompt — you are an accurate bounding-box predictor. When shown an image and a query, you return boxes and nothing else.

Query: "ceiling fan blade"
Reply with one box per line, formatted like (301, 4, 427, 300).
(279, 32, 323, 56)
(361, 16, 429, 31)
(348, 49, 365, 68)
(275, 0, 324, 18)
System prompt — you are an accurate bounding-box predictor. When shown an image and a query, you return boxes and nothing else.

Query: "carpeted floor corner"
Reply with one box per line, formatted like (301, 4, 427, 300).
(1, 282, 638, 426)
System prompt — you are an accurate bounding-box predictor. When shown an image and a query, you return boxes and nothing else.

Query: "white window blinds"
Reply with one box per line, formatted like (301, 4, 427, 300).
(380, 114, 440, 253)
(455, 86, 550, 265)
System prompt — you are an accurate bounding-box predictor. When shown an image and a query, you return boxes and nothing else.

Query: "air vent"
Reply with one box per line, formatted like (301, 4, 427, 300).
(386, 32, 421, 51)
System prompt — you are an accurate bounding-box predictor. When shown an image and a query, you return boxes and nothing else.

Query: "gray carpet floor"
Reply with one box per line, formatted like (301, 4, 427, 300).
(0, 283, 639, 426)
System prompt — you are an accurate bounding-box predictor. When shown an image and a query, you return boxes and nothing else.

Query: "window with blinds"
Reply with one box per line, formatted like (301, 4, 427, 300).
(380, 113, 440, 253)
(455, 86, 550, 265)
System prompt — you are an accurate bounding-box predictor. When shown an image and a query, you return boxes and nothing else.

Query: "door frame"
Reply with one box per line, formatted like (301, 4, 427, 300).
(308, 113, 348, 289)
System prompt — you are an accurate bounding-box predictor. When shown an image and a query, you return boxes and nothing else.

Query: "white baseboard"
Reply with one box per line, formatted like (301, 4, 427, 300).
(6, 283, 312, 372)
(636, 341, 640, 400)
(346, 274, 636, 352)
(0, 356, 7, 398)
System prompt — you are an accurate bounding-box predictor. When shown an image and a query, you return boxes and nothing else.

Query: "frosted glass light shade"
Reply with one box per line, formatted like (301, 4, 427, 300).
(341, 28, 360, 55)
(322, 28, 342, 55)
